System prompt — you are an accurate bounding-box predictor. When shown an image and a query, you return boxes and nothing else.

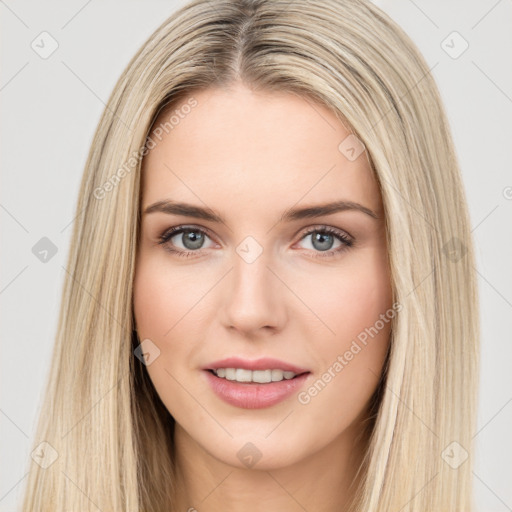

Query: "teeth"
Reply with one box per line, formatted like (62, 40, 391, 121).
(253, 370, 272, 383)
(236, 369, 252, 382)
(212, 368, 299, 383)
(271, 369, 283, 382)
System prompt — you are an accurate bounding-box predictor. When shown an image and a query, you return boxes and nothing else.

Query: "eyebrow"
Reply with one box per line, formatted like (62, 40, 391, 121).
(143, 199, 379, 223)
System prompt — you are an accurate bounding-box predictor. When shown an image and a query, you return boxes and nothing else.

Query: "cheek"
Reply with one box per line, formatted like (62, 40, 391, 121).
(133, 251, 206, 340)
(292, 253, 392, 435)
(132, 255, 206, 418)
(299, 247, 392, 344)
(133, 250, 222, 377)
(132, 254, 191, 389)
(133, 258, 173, 338)
(296, 247, 392, 389)
(333, 262, 391, 345)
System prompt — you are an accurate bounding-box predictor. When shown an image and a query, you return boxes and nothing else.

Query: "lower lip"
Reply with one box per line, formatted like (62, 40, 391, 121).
(203, 370, 310, 409)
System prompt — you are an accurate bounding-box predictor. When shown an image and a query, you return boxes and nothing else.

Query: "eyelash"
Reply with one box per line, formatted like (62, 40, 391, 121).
(156, 225, 354, 259)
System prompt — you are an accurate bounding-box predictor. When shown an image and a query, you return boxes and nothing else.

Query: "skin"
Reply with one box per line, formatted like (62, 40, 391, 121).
(133, 81, 393, 512)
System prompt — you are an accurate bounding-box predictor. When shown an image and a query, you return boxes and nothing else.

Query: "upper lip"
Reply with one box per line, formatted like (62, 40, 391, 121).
(203, 357, 309, 374)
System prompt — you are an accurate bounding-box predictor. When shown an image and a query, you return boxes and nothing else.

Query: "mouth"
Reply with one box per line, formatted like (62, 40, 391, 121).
(202, 358, 312, 409)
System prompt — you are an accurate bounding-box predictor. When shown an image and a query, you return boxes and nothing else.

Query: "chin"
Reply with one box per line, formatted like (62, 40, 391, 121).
(201, 433, 313, 471)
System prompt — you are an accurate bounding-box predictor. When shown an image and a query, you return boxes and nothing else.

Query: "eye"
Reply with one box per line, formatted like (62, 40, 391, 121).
(157, 225, 216, 258)
(157, 224, 354, 259)
(295, 226, 353, 258)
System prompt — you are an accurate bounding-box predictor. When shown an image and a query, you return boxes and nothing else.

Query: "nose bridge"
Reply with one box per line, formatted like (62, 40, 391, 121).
(221, 235, 284, 332)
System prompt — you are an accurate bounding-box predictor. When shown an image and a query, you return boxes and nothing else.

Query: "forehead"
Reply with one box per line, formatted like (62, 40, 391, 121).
(141, 84, 381, 217)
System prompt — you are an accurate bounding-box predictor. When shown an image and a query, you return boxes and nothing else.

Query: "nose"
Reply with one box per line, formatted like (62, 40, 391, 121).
(220, 247, 286, 337)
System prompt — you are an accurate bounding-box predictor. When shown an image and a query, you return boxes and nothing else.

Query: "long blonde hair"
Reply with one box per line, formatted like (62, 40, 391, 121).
(21, 0, 480, 510)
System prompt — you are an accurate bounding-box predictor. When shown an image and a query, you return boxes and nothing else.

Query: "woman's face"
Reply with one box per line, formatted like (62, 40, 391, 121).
(133, 82, 393, 470)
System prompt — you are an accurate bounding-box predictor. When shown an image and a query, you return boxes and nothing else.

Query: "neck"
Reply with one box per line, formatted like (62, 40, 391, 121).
(172, 419, 369, 512)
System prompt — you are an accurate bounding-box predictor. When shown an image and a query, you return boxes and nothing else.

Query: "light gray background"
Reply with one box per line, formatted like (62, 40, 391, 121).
(1, 1, 511, 510)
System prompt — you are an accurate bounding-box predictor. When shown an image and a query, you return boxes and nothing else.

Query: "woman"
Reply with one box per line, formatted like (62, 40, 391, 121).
(21, 0, 480, 510)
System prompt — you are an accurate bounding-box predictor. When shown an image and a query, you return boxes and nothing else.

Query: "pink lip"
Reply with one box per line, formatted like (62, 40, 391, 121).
(203, 370, 310, 409)
(203, 357, 309, 374)
(202, 357, 311, 409)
